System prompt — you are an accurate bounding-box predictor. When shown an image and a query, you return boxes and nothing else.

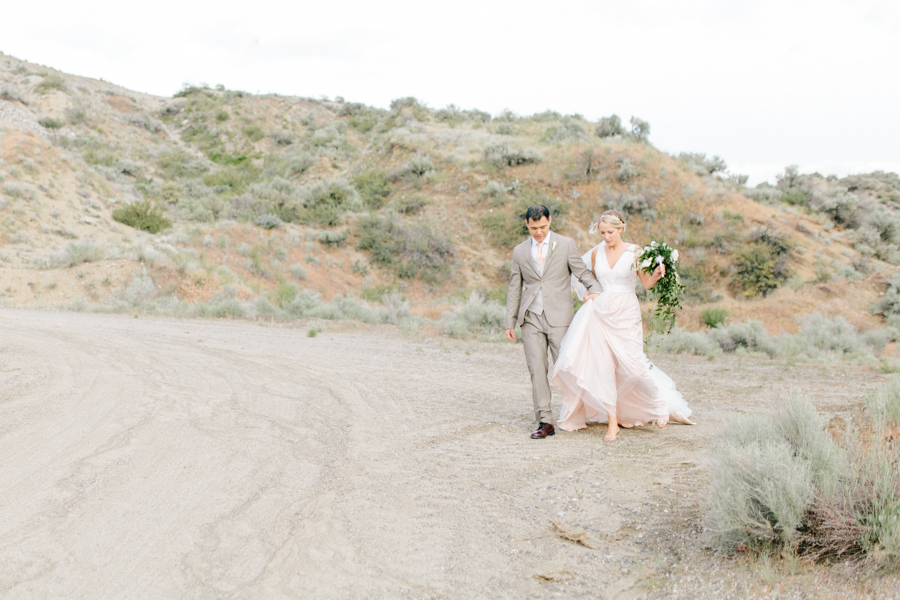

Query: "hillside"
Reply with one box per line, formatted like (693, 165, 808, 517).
(2, 51, 899, 338)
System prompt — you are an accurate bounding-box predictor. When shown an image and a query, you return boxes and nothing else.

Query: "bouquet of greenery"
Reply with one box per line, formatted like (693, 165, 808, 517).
(636, 240, 685, 334)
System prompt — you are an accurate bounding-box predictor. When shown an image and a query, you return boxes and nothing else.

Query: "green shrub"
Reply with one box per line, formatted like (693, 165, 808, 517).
(353, 169, 392, 208)
(629, 116, 650, 142)
(0, 84, 27, 104)
(112, 200, 172, 233)
(270, 129, 296, 146)
(540, 116, 587, 143)
(732, 243, 782, 297)
(355, 214, 454, 282)
(244, 125, 265, 141)
(651, 326, 719, 356)
(443, 292, 505, 337)
(595, 114, 623, 138)
(59, 240, 105, 267)
(481, 211, 526, 248)
(38, 116, 64, 129)
(35, 74, 67, 94)
(317, 230, 349, 246)
(701, 307, 728, 328)
(678, 152, 727, 176)
(302, 180, 359, 226)
(158, 150, 208, 179)
(254, 214, 282, 229)
(483, 143, 543, 169)
(616, 158, 638, 183)
(706, 395, 841, 553)
(711, 320, 776, 355)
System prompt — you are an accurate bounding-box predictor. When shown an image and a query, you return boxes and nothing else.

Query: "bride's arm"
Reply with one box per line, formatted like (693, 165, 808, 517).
(635, 247, 665, 290)
(570, 246, 595, 300)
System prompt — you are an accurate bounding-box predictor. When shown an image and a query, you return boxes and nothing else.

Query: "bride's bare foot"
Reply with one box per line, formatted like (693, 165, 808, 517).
(657, 418, 668, 429)
(604, 425, 619, 442)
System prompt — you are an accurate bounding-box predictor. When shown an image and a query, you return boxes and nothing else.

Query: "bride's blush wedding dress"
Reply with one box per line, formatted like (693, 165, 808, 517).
(552, 242, 693, 431)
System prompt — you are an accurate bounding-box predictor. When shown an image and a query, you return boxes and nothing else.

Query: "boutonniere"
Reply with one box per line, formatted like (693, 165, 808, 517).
(551, 241, 557, 253)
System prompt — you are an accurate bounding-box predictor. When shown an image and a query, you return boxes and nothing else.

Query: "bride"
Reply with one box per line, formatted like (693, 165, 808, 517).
(552, 210, 694, 441)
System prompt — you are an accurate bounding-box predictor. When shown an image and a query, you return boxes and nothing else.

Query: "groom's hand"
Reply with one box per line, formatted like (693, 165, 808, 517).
(584, 293, 600, 301)
(505, 328, 516, 341)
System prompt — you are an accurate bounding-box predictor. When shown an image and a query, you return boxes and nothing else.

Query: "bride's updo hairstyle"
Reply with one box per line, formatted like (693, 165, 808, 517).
(589, 210, 626, 234)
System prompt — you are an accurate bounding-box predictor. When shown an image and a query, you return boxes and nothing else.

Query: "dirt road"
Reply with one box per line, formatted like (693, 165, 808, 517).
(1, 309, 896, 598)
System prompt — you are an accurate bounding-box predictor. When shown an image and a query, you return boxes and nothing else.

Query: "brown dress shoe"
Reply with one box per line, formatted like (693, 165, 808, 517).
(530, 422, 555, 439)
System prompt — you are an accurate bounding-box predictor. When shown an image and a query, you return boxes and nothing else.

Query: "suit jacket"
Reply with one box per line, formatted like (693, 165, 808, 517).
(505, 232, 601, 329)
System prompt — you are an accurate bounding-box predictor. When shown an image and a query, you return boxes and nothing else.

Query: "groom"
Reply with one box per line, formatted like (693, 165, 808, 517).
(505, 205, 601, 439)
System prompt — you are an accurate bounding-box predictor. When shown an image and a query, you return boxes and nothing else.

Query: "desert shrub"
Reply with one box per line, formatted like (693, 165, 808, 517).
(595, 114, 623, 138)
(678, 152, 727, 176)
(176, 179, 225, 221)
(481, 211, 526, 248)
(701, 307, 728, 328)
(732, 243, 782, 297)
(443, 292, 505, 337)
(2, 181, 36, 200)
(709, 381, 900, 565)
(706, 396, 842, 553)
(483, 143, 543, 168)
(157, 150, 208, 179)
(239, 177, 302, 222)
(0, 84, 27, 104)
(126, 113, 164, 133)
(541, 116, 587, 143)
(301, 180, 360, 226)
(353, 169, 392, 208)
(270, 129, 296, 146)
(616, 158, 638, 183)
(793, 314, 891, 357)
(480, 181, 508, 204)
(355, 214, 454, 282)
(809, 189, 860, 226)
(605, 191, 656, 221)
(112, 200, 171, 233)
(743, 184, 783, 205)
(254, 214, 282, 229)
(38, 116, 64, 129)
(243, 125, 265, 141)
(651, 327, 719, 356)
(35, 74, 67, 94)
(710, 320, 776, 355)
(317, 230, 349, 246)
(58, 240, 105, 267)
(870, 274, 900, 319)
(393, 194, 428, 214)
(629, 116, 650, 142)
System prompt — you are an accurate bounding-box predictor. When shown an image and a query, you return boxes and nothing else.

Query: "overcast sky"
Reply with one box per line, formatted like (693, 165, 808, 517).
(4, 0, 898, 185)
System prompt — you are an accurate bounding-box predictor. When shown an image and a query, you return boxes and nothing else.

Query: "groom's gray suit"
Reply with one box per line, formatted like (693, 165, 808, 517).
(505, 231, 601, 426)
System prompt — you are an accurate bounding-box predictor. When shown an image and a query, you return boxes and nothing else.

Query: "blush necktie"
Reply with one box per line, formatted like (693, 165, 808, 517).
(537, 242, 546, 265)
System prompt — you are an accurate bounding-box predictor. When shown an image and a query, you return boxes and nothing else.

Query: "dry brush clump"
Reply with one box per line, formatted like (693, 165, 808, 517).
(706, 385, 900, 568)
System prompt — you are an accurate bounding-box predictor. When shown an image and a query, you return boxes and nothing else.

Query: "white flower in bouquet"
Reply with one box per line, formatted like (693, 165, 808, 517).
(641, 258, 652, 268)
(651, 241, 658, 248)
(656, 255, 664, 264)
(672, 249, 679, 262)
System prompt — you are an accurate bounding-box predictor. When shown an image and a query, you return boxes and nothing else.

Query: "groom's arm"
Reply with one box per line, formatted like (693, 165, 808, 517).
(505, 252, 523, 339)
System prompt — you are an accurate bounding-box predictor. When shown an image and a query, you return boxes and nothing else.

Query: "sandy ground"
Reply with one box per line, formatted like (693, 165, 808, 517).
(1, 309, 898, 599)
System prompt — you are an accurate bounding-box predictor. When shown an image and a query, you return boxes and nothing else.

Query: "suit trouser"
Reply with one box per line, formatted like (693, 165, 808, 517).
(522, 310, 568, 426)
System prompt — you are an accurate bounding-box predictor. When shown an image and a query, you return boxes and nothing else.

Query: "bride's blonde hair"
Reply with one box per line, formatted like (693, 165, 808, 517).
(589, 210, 626, 234)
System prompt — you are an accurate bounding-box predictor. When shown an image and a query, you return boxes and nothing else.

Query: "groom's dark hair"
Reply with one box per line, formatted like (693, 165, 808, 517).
(524, 204, 550, 222)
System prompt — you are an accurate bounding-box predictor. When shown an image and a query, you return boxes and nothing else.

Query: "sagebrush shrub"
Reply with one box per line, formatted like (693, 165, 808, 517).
(710, 320, 776, 355)
(541, 116, 586, 143)
(112, 200, 171, 233)
(629, 116, 650, 142)
(483, 143, 543, 168)
(355, 214, 454, 282)
(595, 114, 623, 138)
(353, 169, 392, 209)
(443, 292, 505, 337)
(732, 243, 782, 298)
